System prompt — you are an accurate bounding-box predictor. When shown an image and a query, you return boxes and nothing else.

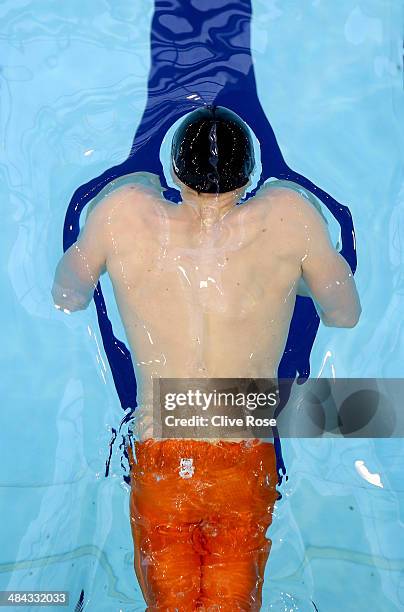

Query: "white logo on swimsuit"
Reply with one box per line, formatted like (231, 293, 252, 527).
(179, 458, 195, 479)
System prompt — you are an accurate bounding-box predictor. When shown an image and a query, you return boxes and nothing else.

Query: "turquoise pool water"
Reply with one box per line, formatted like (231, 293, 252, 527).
(1, 1, 403, 610)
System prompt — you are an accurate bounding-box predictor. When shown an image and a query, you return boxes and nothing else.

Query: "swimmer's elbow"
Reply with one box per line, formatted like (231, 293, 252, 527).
(51, 283, 92, 313)
(321, 304, 362, 328)
(322, 316, 360, 329)
(346, 305, 362, 328)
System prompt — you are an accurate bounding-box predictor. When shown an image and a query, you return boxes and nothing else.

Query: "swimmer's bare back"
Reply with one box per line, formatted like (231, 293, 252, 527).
(52, 173, 361, 439)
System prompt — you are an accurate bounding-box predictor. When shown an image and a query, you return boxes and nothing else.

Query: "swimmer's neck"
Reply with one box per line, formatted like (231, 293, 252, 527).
(179, 185, 244, 227)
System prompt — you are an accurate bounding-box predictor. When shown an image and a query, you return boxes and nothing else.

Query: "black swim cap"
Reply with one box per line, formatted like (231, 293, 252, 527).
(171, 106, 255, 194)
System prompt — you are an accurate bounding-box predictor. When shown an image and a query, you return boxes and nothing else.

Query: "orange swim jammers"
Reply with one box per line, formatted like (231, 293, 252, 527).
(127, 439, 278, 611)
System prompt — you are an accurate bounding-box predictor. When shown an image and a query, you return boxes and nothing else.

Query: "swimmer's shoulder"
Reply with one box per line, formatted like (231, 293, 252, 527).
(248, 181, 330, 259)
(86, 173, 167, 227)
(252, 181, 327, 228)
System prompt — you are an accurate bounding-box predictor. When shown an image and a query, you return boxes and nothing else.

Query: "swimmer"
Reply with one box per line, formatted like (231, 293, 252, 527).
(52, 105, 361, 610)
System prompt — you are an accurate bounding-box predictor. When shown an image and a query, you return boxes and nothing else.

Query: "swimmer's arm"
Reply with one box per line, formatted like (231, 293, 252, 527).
(52, 201, 108, 312)
(298, 201, 361, 328)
